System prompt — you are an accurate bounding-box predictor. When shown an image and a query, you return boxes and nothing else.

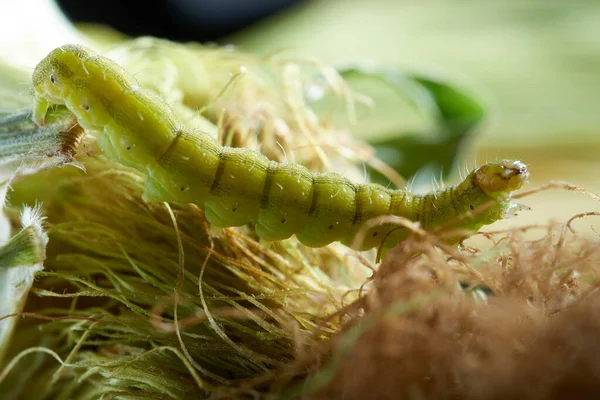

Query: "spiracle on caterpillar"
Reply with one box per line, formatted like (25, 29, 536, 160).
(31, 44, 529, 254)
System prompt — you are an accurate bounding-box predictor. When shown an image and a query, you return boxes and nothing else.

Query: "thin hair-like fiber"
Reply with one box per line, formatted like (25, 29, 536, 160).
(306, 221, 600, 400)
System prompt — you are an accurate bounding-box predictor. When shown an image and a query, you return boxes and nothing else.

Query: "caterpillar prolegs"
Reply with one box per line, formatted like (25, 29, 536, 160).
(31, 44, 529, 252)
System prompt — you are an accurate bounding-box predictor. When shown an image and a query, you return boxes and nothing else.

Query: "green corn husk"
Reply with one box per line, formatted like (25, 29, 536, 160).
(0, 204, 48, 365)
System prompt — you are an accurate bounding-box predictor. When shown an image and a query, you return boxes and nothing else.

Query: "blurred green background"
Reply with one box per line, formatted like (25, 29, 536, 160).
(227, 0, 600, 230)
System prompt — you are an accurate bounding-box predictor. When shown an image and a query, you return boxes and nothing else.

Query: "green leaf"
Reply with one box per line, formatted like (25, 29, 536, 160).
(338, 65, 486, 186)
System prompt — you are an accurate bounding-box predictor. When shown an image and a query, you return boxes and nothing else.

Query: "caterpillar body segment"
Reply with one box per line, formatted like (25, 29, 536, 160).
(205, 146, 270, 228)
(31, 44, 529, 253)
(341, 184, 392, 251)
(297, 173, 356, 248)
(255, 162, 315, 242)
(144, 129, 222, 204)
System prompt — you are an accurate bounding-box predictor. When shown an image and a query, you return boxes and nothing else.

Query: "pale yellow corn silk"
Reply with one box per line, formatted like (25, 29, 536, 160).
(4, 162, 600, 399)
(0, 156, 370, 399)
(106, 37, 366, 170)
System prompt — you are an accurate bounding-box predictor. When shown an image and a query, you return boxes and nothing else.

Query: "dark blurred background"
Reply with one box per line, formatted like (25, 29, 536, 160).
(56, 0, 305, 42)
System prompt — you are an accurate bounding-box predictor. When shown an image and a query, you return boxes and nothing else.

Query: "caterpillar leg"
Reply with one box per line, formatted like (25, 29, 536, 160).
(32, 96, 51, 126)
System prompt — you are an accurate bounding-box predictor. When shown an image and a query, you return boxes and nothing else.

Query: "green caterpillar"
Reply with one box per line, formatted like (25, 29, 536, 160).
(31, 44, 528, 253)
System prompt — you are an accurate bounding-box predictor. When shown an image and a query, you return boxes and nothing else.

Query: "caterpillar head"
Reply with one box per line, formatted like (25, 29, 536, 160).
(433, 160, 529, 238)
(474, 160, 529, 199)
(461, 160, 529, 227)
(32, 45, 92, 104)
